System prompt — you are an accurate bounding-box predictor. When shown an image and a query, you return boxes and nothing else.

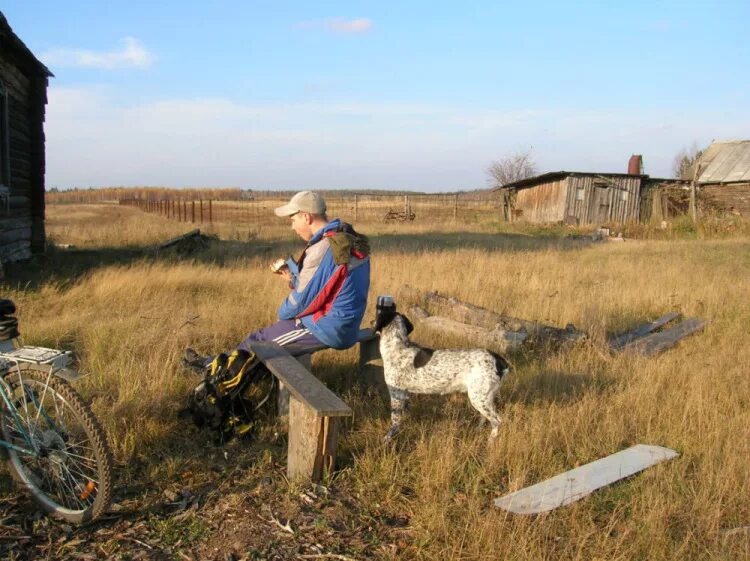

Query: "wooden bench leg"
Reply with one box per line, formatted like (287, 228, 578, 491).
(278, 354, 313, 417)
(287, 396, 339, 482)
(358, 338, 385, 393)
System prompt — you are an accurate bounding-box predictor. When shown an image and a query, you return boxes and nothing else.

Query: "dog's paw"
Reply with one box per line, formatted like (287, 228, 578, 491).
(489, 425, 500, 440)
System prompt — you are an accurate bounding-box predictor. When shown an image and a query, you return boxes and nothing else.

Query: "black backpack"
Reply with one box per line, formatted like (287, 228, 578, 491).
(0, 298, 19, 341)
(183, 349, 275, 444)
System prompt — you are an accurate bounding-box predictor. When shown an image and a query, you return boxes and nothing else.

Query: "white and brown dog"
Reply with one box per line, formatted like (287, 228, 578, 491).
(373, 297, 510, 442)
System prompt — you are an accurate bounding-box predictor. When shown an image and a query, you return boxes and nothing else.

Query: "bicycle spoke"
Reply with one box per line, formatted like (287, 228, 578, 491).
(59, 447, 98, 465)
(32, 368, 55, 434)
(55, 465, 84, 510)
(16, 367, 33, 433)
(62, 455, 99, 482)
(62, 463, 93, 509)
(63, 437, 95, 450)
(51, 391, 71, 435)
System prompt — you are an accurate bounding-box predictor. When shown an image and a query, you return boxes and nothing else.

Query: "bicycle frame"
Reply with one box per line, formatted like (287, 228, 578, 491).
(0, 367, 39, 456)
(0, 346, 76, 457)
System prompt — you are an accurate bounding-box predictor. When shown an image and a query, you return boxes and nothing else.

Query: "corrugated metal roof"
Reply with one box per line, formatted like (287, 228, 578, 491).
(696, 140, 750, 183)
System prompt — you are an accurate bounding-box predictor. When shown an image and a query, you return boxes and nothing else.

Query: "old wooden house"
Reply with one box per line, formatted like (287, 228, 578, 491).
(0, 13, 52, 263)
(640, 140, 750, 222)
(692, 140, 750, 218)
(497, 171, 645, 225)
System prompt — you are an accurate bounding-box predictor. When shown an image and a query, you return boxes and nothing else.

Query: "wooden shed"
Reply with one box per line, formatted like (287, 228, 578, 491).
(497, 172, 645, 225)
(0, 12, 52, 264)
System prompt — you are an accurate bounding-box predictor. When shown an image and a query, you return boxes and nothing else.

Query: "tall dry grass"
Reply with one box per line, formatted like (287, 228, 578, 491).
(4, 203, 749, 560)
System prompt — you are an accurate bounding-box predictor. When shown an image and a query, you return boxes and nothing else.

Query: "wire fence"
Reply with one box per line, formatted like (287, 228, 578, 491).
(118, 193, 501, 226)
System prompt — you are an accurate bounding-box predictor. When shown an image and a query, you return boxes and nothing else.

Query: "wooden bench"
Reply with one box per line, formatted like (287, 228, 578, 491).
(356, 328, 382, 380)
(279, 328, 383, 401)
(247, 330, 383, 482)
(247, 341, 352, 482)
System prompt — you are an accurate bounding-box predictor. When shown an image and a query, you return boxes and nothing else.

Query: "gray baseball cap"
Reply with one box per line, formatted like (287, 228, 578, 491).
(274, 191, 327, 217)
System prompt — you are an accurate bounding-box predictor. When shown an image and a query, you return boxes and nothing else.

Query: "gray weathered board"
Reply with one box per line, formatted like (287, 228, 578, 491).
(494, 444, 679, 514)
(608, 312, 681, 351)
(248, 341, 351, 417)
(621, 318, 707, 356)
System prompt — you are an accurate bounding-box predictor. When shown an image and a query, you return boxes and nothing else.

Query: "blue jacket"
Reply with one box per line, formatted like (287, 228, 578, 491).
(278, 219, 370, 349)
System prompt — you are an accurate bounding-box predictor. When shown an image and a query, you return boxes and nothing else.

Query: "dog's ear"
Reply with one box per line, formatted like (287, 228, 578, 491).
(401, 314, 414, 335)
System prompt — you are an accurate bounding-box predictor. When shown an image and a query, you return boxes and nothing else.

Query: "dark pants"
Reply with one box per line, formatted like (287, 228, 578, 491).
(203, 319, 325, 368)
(237, 318, 324, 354)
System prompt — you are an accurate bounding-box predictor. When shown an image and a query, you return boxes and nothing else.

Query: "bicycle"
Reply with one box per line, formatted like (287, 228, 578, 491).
(0, 298, 113, 523)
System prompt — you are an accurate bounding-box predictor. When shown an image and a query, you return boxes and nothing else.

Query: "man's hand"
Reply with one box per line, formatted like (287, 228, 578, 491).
(279, 269, 292, 284)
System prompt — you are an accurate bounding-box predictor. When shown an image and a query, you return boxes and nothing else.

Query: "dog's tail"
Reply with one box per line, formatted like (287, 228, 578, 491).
(489, 351, 511, 380)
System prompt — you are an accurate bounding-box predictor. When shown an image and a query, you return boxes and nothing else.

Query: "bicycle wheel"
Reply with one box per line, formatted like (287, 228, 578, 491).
(0, 363, 113, 523)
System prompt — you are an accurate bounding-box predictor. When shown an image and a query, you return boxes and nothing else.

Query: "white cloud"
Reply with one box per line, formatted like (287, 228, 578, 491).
(327, 17, 372, 33)
(42, 37, 154, 69)
(296, 17, 373, 34)
(42, 86, 749, 189)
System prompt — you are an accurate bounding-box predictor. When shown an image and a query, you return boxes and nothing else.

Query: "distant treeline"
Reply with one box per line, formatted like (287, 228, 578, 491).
(46, 187, 247, 204)
(46, 186, 495, 204)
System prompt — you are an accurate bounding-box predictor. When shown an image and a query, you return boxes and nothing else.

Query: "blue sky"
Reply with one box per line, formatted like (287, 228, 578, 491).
(4, 1, 749, 190)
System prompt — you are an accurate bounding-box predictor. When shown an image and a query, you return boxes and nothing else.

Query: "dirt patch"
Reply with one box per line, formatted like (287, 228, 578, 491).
(0, 446, 413, 561)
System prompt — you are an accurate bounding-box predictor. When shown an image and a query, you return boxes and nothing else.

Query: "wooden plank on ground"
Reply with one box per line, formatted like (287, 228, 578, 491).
(622, 318, 707, 356)
(248, 341, 351, 417)
(494, 444, 679, 514)
(608, 312, 681, 350)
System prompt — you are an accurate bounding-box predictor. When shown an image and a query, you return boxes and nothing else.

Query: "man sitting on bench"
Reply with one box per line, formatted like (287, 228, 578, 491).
(184, 190, 371, 369)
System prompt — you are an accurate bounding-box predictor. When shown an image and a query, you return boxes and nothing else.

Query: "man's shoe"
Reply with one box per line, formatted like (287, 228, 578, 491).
(182, 347, 208, 375)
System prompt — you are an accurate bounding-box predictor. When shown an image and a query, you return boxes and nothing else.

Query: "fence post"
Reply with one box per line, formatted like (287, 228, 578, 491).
(200, 199, 204, 223)
(209, 199, 213, 224)
(453, 194, 458, 220)
(183, 201, 187, 222)
(191, 201, 196, 223)
(354, 194, 358, 221)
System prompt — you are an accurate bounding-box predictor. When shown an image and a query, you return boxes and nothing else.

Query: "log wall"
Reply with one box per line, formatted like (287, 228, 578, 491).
(701, 183, 750, 219)
(0, 32, 48, 263)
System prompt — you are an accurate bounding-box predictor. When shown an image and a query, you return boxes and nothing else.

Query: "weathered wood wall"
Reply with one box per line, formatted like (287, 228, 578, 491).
(0, 28, 48, 263)
(564, 175, 642, 224)
(512, 174, 642, 225)
(513, 179, 567, 222)
(701, 183, 750, 219)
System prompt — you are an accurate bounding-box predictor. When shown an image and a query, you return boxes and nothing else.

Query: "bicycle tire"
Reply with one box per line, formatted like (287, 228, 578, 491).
(0, 363, 113, 523)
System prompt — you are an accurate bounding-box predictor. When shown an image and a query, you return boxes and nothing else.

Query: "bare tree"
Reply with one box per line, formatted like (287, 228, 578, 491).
(487, 148, 538, 187)
(672, 142, 705, 179)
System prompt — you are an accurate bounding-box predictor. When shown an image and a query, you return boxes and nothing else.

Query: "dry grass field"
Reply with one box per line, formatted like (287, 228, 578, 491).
(1, 202, 748, 560)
